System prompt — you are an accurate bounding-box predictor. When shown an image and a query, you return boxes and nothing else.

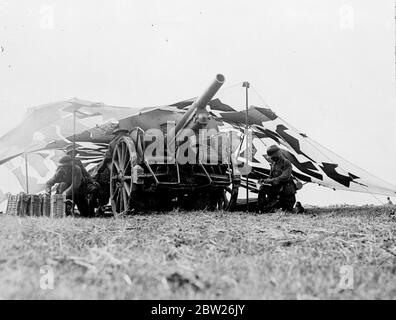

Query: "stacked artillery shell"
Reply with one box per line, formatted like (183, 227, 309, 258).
(41, 194, 51, 217)
(50, 194, 66, 218)
(6, 193, 66, 217)
(19, 193, 30, 216)
(6, 193, 20, 215)
(28, 195, 42, 216)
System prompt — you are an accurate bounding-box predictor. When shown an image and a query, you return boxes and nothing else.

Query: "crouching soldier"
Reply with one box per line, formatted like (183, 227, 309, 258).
(65, 145, 98, 186)
(93, 157, 112, 213)
(65, 145, 101, 213)
(45, 155, 94, 217)
(257, 145, 296, 213)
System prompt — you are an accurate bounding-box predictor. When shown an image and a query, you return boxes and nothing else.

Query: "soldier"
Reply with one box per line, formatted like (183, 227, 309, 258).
(257, 145, 297, 213)
(45, 155, 93, 216)
(65, 145, 95, 185)
(65, 145, 101, 209)
(93, 157, 112, 210)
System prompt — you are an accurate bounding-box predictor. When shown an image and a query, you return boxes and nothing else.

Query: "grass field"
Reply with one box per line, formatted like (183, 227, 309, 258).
(1, 206, 396, 299)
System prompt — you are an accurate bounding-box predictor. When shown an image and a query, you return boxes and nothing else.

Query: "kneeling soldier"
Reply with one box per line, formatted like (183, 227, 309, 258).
(257, 145, 296, 213)
(65, 145, 101, 214)
(45, 155, 93, 217)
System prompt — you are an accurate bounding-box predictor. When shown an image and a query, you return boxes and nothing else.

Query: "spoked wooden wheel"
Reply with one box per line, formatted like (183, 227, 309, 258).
(110, 136, 138, 216)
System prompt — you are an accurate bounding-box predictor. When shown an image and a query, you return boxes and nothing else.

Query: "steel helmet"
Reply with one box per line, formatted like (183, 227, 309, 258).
(59, 155, 72, 164)
(267, 145, 280, 157)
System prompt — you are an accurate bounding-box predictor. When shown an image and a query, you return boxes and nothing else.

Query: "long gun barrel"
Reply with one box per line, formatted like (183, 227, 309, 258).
(174, 74, 225, 134)
(165, 74, 225, 155)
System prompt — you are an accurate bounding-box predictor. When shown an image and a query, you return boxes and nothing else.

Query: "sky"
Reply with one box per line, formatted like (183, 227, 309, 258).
(0, 0, 395, 206)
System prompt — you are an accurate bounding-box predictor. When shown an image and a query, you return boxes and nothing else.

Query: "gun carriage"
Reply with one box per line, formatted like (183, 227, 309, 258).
(109, 74, 241, 214)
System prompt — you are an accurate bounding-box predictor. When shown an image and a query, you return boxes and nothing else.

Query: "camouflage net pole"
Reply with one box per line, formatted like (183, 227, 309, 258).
(24, 153, 29, 194)
(71, 110, 76, 214)
(243, 81, 250, 211)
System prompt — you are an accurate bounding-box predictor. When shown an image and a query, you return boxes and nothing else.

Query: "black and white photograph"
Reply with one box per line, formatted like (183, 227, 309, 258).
(0, 0, 395, 307)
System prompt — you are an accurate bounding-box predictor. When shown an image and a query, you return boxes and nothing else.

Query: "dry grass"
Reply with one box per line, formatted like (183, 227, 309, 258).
(0, 206, 396, 299)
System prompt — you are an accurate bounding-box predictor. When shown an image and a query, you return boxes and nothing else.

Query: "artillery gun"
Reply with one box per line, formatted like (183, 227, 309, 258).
(109, 74, 241, 214)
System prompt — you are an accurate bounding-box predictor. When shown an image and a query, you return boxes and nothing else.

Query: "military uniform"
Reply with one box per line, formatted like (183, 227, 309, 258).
(46, 160, 82, 198)
(46, 156, 94, 217)
(93, 158, 111, 207)
(65, 146, 101, 211)
(65, 147, 95, 184)
(257, 145, 296, 212)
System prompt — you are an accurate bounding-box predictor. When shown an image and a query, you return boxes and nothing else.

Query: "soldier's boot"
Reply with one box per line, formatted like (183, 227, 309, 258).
(257, 189, 273, 213)
(280, 194, 296, 213)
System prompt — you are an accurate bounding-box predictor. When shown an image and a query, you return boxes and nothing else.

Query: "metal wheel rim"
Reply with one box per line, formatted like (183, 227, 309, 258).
(110, 136, 137, 216)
